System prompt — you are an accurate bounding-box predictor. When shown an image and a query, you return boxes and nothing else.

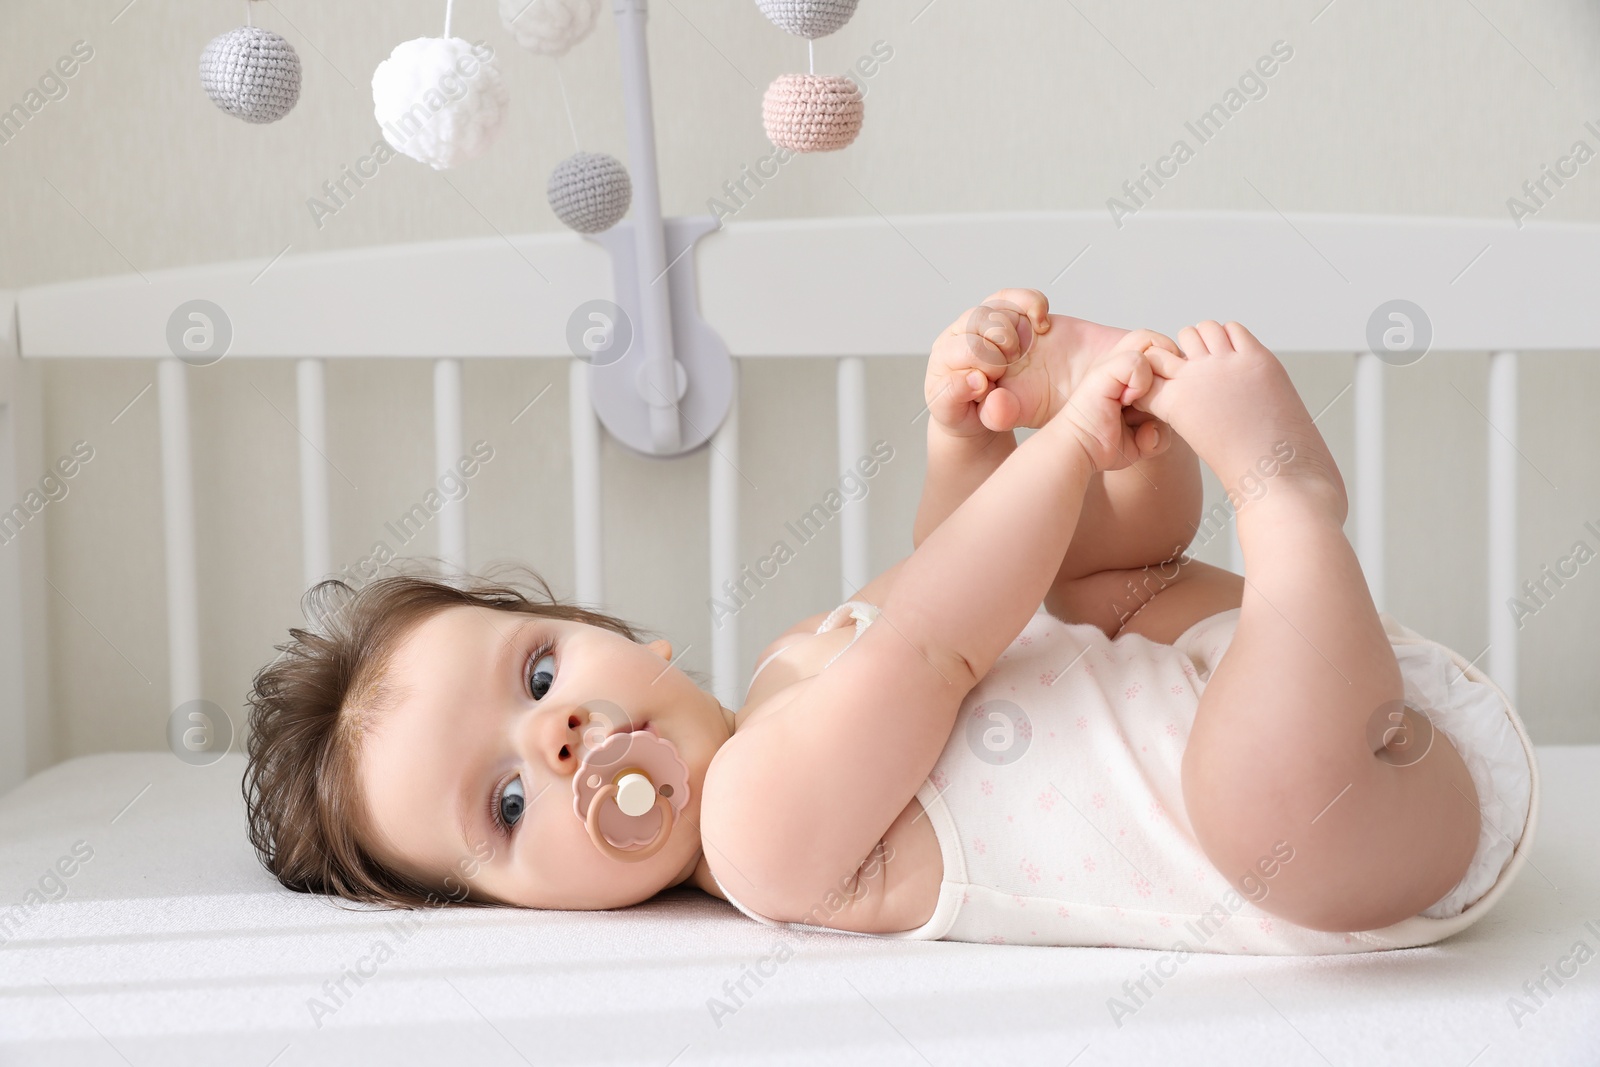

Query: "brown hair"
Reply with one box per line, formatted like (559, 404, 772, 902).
(242, 559, 662, 912)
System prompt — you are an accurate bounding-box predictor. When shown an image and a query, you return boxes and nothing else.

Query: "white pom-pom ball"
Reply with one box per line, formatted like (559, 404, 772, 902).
(763, 73, 863, 152)
(548, 151, 633, 233)
(499, 0, 603, 56)
(199, 26, 302, 123)
(756, 0, 860, 39)
(372, 37, 510, 170)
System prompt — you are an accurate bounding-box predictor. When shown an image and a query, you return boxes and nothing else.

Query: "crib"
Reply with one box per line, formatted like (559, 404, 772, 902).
(1, 210, 1597, 1063)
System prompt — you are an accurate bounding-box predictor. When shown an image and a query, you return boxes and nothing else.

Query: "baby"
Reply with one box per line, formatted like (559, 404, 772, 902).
(243, 289, 1536, 953)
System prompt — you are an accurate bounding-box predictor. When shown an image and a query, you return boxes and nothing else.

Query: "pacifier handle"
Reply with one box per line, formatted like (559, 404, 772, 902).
(582, 782, 676, 863)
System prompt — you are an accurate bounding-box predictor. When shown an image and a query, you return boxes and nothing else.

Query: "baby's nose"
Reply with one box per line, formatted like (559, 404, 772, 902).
(518, 705, 612, 778)
(572, 700, 631, 757)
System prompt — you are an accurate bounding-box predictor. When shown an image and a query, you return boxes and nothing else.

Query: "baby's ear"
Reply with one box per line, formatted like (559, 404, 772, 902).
(646, 638, 673, 662)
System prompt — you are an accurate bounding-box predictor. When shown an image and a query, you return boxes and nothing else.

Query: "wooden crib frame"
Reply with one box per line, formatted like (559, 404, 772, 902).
(3, 209, 1596, 794)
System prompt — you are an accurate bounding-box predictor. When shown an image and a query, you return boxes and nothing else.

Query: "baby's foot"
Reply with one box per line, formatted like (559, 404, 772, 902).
(1133, 321, 1349, 523)
(989, 314, 1178, 430)
(1040, 313, 1142, 387)
(937, 287, 1177, 432)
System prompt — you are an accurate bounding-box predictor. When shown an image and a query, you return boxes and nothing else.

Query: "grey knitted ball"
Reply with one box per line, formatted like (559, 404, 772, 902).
(548, 152, 633, 233)
(200, 26, 301, 124)
(755, 0, 860, 38)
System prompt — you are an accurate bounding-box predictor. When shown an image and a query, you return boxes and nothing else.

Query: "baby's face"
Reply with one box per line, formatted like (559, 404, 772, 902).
(356, 605, 727, 909)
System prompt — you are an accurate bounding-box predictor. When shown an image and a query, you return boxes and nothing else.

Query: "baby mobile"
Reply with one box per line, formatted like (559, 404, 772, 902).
(757, 0, 865, 153)
(200, 0, 868, 214)
(199, 0, 631, 236)
(371, 0, 630, 234)
(369, 0, 512, 171)
(194, 0, 865, 460)
(199, 0, 302, 124)
(496, 0, 634, 233)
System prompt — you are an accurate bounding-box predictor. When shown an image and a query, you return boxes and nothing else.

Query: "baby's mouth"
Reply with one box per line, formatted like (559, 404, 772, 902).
(577, 700, 634, 750)
(608, 719, 655, 740)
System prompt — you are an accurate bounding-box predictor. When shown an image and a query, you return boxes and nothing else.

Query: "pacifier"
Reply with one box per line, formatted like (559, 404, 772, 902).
(571, 701, 691, 863)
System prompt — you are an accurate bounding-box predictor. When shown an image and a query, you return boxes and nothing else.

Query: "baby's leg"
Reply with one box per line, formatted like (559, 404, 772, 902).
(1057, 414, 1205, 576)
(1042, 413, 1206, 630)
(1137, 321, 1479, 933)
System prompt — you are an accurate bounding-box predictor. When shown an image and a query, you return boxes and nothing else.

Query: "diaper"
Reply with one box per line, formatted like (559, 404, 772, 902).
(1382, 615, 1537, 918)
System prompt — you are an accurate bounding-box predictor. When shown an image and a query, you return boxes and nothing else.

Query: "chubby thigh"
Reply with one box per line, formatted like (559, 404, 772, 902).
(1176, 606, 1481, 934)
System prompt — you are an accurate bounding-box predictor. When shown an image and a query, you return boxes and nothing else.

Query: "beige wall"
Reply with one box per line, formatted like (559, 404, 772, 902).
(2, 0, 1598, 767)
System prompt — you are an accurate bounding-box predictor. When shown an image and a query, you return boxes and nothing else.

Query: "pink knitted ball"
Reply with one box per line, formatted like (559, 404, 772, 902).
(762, 73, 863, 153)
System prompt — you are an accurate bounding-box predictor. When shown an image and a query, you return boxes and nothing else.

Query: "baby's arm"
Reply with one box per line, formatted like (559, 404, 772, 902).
(912, 420, 1015, 547)
(708, 350, 1163, 920)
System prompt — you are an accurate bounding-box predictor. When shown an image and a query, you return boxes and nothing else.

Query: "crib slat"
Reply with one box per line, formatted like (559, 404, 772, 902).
(1487, 351, 1518, 702)
(0, 394, 17, 793)
(157, 358, 202, 707)
(433, 359, 467, 575)
(569, 361, 603, 606)
(710, 360, 741, 708)
(837, 357, 869, 602)
(0, 293, 32, 793)
(613, 1, 681, 454)
(295, 359, 330, 589)
(1353, 351, 1385, 609)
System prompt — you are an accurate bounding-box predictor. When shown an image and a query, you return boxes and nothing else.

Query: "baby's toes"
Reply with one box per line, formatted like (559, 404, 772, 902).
(1223, 321, 1265, 354)
(1133, 418, 1168, 458)
(1129, 371, 1178, 425)
(1140, 344, 1186, 380)
(1194, 320, 1231, 353)
(978, 384, 1025, 432)
(1118, 328, 1179, 357)
(1176, 325, 1210, 358)
(1220, 321, 1289, 377)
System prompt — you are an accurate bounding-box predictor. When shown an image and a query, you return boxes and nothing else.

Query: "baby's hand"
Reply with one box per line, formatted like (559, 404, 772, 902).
(1054, 346, 1168, 474)
(924, 288, 1051, 439)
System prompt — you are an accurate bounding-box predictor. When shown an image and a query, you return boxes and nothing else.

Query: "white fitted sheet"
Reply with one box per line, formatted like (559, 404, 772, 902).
(0, 748, 1595, 1065)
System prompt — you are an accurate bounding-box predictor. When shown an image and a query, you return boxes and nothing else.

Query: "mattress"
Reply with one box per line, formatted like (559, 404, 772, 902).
(1, 748, 1596, 1065)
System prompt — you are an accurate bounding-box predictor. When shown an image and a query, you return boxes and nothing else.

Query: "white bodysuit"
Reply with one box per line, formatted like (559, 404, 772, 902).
(710, 601, 1539, 955)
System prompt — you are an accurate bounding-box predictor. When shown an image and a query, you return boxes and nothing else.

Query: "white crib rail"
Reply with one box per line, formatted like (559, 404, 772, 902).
(131, 341, 1530, 743)
(836, 357, 871, 602)
(13, 211, 1600, 789)
(156, 358, 202, 709)
(709, 360, 741, 709)
(1487, 351, 1519, 696)
(1353, 351, 1386, 609)
(258, 349, 856, 711)
(433, 359, 467, 575)
(0, 294, 39, 792)
(295, 359, 331, 591)
(569, 359, 604, 606)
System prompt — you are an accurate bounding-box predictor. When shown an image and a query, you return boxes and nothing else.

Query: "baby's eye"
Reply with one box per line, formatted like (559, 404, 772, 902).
(498, 776, 526, 830)
(528, 651, 555, 700)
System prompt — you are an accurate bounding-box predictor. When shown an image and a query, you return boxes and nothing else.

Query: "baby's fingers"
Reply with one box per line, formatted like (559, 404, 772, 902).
(1079, 347, 1153, 405)
(1119, 328, 1181, 358)
(927, 366, 989, 424)
(1139, 343, 1186, 379)
(1118, 350, 1155, 405)
(1133, 417, 1169, 457)
(979, 288, 1051, 336)
(958, 304, 1032, 371)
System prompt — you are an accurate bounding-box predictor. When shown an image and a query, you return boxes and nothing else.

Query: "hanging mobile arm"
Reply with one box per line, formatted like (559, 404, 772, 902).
(586, 0, 734, 458)
(612, 0, 678, 453)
